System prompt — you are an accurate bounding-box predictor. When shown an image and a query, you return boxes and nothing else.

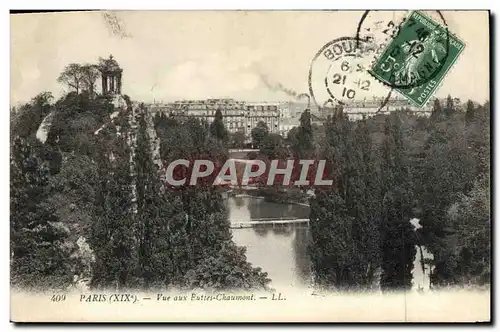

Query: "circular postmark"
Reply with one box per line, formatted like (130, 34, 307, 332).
(356, 10, 451, 90)
(309, 36, 391, 110)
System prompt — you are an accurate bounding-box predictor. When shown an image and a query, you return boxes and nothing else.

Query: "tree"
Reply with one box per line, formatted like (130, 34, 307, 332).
(309, 113, 380, 290)
(465, 99, 475, 124)
(247, 151, 259, 160)
(154, 112, 178, 141)
(160, 118, 231, 261)
(47, 153, 99, 283)
(209, 109, 229, 143)
(89, 123, 139, 290)
(309, 189, 358, 288)
(81, 64, 100, 97)
(11, 92, 53, 140)
(416, 107, 479, 286)
(183, 242, 270, 290)
(444, 94, 455, 117)
(134, 109, 186, 288)
(58, 63, 84, 95)
(465, 101, 490, 175)
(230, 131, 246, 149)
(285, 126, 299, 146)
(261, 133, 288, 160)
(134, 110, 157, 287)
(379, 114, 416, 291)
(47, 92, 114, 155)
(350, 119, 382, 288)
(292, 109, 314, 158)
(157, 116, 271, 289)
(447, 175, 490, 285)
(251, 121, 269, 148)
(430, 98, 443, 122)
(10, 137, 75, 290)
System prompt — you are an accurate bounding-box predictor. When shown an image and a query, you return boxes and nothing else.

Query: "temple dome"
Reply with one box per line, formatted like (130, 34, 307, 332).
(99, 54, 123, 95)
(98, 55, 122, 73)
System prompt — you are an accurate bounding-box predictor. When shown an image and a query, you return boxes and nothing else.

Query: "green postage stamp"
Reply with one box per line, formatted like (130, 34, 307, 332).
(369, 11, 466, 107)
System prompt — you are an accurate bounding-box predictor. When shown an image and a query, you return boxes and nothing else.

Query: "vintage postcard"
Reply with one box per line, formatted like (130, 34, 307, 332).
(10, 10, 491, 322)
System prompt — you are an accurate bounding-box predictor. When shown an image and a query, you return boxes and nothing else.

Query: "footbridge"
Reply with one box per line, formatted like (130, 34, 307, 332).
(230, 218, 310, 229)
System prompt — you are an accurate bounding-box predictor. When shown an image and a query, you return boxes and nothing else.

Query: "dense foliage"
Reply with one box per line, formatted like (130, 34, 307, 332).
(10, 60, 490, 292)
(11, 70, 270, 291)
(308, 97, 490, 291)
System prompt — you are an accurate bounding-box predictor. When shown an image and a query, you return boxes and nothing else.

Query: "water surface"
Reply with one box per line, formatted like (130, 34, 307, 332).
(227, 196, 312, 288)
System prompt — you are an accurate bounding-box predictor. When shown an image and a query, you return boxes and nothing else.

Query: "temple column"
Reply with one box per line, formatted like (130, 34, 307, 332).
(117, 72, 122, 94)
(99, 55, 123, 95)
(102, 75, 107, 94)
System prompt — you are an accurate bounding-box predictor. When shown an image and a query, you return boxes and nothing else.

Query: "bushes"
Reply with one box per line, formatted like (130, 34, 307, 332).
(183, 242, 271, 291)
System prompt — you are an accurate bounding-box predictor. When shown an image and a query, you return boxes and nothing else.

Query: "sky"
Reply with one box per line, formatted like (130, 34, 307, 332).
(10, 10, 490, 105)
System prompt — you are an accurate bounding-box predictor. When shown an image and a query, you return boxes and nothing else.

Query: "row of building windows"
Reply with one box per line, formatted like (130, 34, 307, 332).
(247, 105, 278, 111)
(149, 106, 280, 136)
(151, 107, 279, 117)
(170, 103, 278, 111)
(227, 122, 244, 128)
(149, 100, 281, 138)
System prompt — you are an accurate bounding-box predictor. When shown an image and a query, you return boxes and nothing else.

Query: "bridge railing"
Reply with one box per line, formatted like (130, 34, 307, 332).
(230, 218, 310, 228)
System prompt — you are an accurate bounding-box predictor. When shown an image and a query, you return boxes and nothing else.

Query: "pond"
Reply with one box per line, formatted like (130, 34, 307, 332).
(226, 195, 312, 288)
(226, 196, 432, 292)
